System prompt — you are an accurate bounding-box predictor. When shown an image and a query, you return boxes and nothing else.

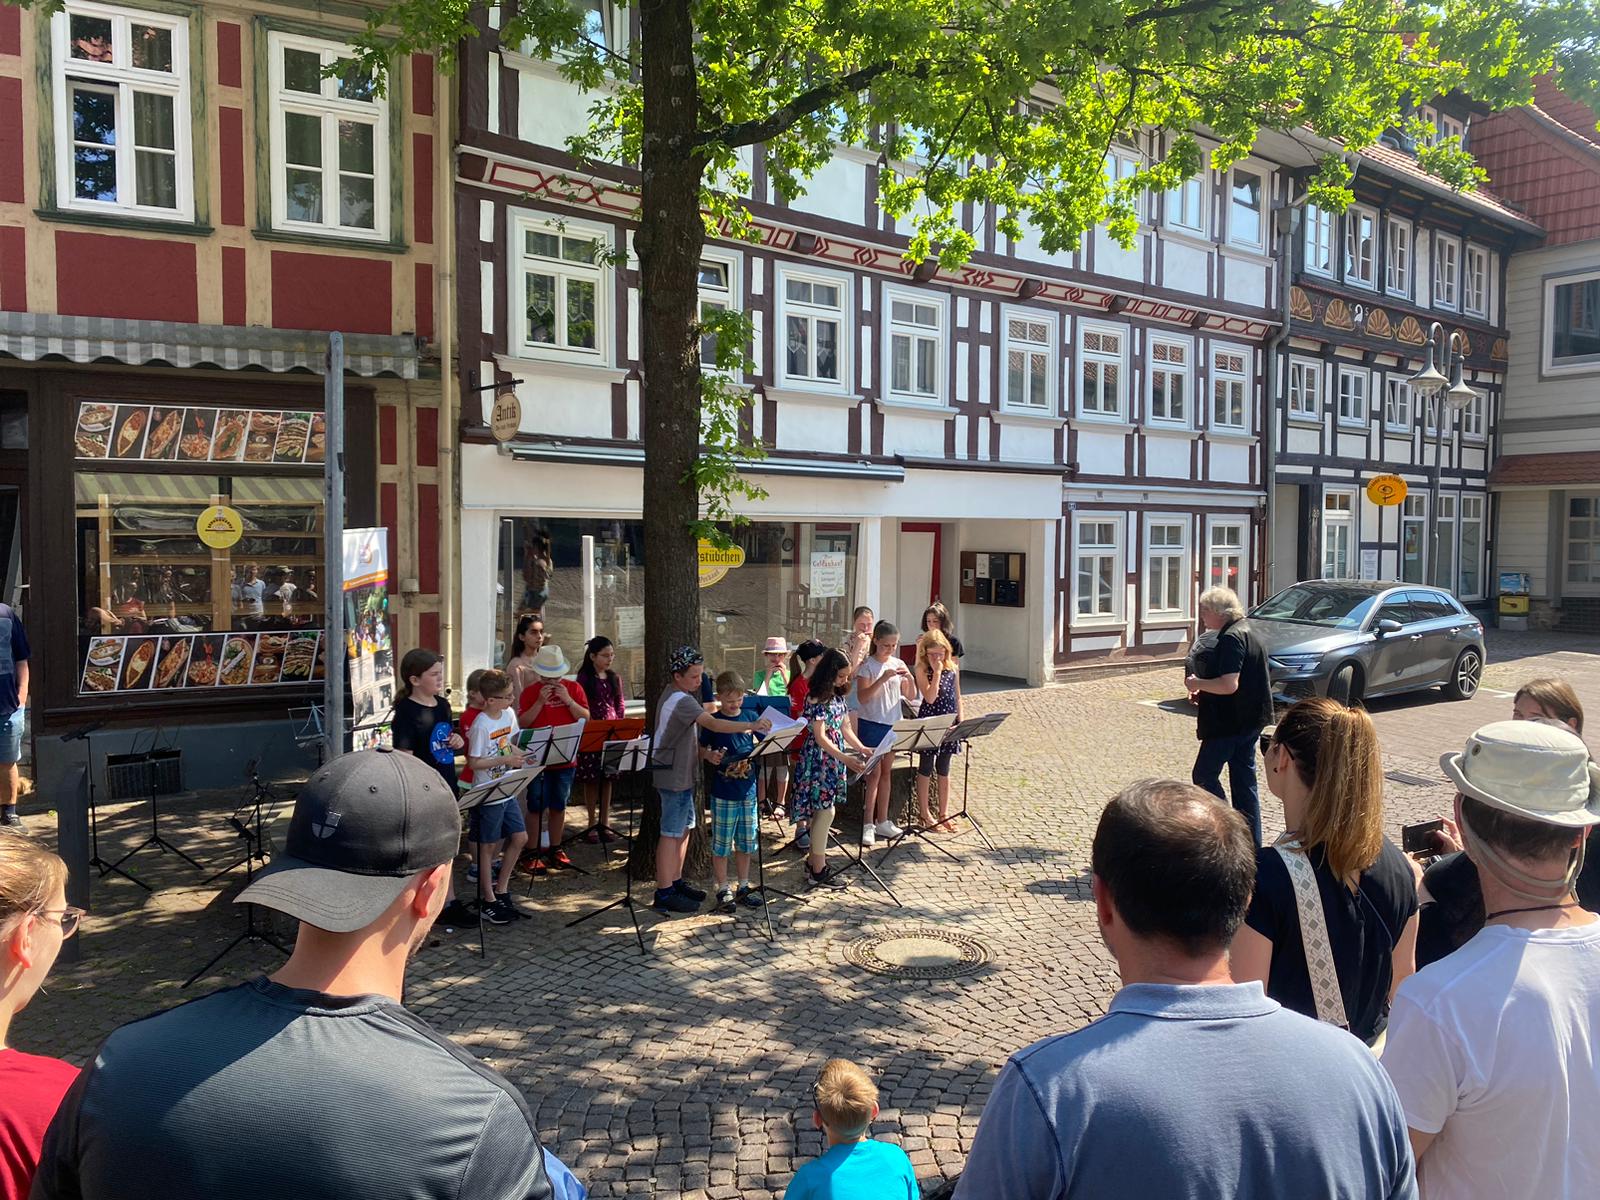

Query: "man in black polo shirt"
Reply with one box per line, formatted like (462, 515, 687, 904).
(1185, 586, 1273, 845)
(32, 749, 583, 1200)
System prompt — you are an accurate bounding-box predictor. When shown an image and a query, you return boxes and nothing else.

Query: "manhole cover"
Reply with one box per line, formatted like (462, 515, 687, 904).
(843, 928, 990, 979)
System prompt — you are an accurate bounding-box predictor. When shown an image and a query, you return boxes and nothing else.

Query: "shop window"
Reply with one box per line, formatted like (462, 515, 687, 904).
(1074, 518, 1122, 622)
(1434, 495, 1457, 592)
(1147, 337, 1189, 426)
(513, 214, 609, 360)
(1401, 495, 1426, 584)
(52, 1, 192, 220)
(1210, 347, 1248, 431)
(1567, 495, 1600, 586)
(1459, 495, 1483, 599)
(268, 30, 389, 239)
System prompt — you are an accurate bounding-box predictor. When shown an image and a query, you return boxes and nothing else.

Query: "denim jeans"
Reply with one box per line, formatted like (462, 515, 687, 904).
(1192, 729, 1264, 845)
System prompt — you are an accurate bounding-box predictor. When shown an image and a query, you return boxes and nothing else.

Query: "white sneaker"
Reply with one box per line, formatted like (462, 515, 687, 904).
(860, 824, 877, 846)
(876, 819, 904, 840)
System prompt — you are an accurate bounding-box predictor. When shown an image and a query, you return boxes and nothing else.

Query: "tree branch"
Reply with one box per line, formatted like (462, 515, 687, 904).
(696, 59, 931, 149)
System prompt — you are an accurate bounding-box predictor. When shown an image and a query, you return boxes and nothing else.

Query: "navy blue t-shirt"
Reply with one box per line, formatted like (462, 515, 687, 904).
(0, 603, 29, 719)
(700, 714, 757, 802)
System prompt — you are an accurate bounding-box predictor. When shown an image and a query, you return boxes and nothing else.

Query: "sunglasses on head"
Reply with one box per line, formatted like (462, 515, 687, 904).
(1259, 732, 1275, 756)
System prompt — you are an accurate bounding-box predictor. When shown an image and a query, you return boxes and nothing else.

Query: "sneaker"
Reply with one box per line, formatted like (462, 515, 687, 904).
(465, 861, 480, 883)
(876, 819, 904, 840)
(652, 888, 699, 915)
(674, 878, 707, 902)
(860, 824, 877, 847)
(518, 854, 548, 877)
(547, 849, 575, 869)
(0, 810, 25, 833)
(495, 893, 529, 920)
(473, 899, 512, 925)
(794, 830, 811, 853)
(806, 864, 849, 890)
(438, 900, 478, 928)
(735, 885, 765, 909)
(714, 887, 737, 915)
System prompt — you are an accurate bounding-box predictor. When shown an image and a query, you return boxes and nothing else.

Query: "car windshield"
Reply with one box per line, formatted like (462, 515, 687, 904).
(1252, 585, 1379, 629)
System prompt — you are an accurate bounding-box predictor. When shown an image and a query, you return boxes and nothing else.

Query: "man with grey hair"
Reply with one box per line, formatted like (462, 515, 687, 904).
(1185, 586, 1272, 843)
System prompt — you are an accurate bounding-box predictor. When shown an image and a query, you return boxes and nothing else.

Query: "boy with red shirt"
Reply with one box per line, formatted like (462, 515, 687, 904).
(517, 645, 589, 869)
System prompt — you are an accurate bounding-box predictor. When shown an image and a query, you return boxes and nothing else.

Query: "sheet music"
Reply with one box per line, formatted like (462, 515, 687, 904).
(759, 709, 805, 739)
(851, 727, 898, 777)
(457, 764, 543, 811)
(516, 719, 586, 767)
(604, 735, 653, 773)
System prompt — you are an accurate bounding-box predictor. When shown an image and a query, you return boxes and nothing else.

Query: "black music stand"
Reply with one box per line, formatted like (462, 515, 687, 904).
(59, 723, 151, 893)
(875, 714, 962, 867)
(108, 732, 205, 877)
(566, 738, 666, 955)
(202, 755, 278, 885)
(824, 730, 903, 905)
(742, 720, 807, 939)
(518, 721, 588, 876)
(943, 712, 1008, 851)
(460, 764, 544, 958)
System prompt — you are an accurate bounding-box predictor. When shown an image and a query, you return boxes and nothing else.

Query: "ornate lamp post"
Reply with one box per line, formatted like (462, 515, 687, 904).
(1408, 322, 1479, 592)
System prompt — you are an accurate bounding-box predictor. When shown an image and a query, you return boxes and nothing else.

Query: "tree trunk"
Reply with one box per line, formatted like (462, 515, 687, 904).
(627, 0, 708, 882)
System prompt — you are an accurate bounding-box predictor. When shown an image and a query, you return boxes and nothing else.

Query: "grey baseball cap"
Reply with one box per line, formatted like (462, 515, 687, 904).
(237, 748, 462, 932)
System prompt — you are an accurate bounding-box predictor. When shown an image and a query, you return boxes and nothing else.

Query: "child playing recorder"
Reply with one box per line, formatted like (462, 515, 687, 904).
(699, 671, 765, 913)
(463, 669, 529, 924)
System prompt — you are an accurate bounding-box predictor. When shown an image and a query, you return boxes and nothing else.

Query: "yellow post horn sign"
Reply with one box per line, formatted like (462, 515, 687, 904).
(1365, 474, 1408, 507)
(196, 504, 244, 549)
(697, 539, 745, 588)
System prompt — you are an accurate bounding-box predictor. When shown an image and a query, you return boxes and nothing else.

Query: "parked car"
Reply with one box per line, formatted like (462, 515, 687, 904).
(1245, 580, 1486, 707)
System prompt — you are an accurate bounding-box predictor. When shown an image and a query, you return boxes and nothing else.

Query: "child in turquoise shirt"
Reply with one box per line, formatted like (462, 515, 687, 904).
(784, 1058, 918, 1200)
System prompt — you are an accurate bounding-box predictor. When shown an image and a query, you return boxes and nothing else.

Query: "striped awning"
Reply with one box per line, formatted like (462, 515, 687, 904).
(0, 312, 419, 378)
(75, 472, 323, 505)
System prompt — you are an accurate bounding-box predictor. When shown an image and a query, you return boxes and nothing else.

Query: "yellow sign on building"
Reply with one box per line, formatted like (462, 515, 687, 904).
(698, 540, 745, 588)
(196, 504, 244, 550)
(1366, 474, 1408, 507)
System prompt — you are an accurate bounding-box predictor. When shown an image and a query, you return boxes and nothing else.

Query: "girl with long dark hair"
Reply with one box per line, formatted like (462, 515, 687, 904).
(574, 635, 626, 843)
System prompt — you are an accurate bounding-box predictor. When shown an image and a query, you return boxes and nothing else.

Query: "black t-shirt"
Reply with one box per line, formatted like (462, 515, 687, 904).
(390, 695, 459, 794)
(1244, 837, 1418, 1043)
(1195, 619, 1273, 741)
(31, 978, 555, 1200)
(1418, 846, 1600, 968)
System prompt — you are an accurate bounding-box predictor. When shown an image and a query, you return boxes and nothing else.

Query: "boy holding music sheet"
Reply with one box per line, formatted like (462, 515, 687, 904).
(463, 670, 528, 924)
(700, 671, 765, 913)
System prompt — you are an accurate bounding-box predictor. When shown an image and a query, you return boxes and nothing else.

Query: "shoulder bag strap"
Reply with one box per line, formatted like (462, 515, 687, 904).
(1273, 837, 1350, 1030)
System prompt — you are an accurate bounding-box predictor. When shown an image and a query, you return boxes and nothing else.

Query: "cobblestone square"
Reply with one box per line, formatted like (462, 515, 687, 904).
(14, 631, 1599, 1198)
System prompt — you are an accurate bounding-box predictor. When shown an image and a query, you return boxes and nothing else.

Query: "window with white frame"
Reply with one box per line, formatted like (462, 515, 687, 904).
(1166, 173, 1206, 234)
(52, 2, 191, 219)
(697, 255, 737, 369)
(514, 215, 607, 359)
(1464, 244, 1489, 318)
(1460, 389, 1486, 440)
(1001, 308, 1057, 413)
(1345, 207, 1377, 287)
(1547, 272, 1600, 370)
(268, 32, 389, 238)
(1566, 495, 1600, 586)
(1337, 366, 1368, 426)
(1207, 523, 1244, 594)
(1147, 337, 1189, 425)
(1434, 494, 1457, 591)
(1459, 495, 1484, 598)
(883, 288, 945, 403)
(1145, 520, 1188, 616)
(1288, 359, 1321, 419)
(1104, 148, 1143, 219)
(1384, 377, 1412, 432)
(779, 267, 847, 388)
(1229, 166, 1264, 250)
(1434, 235, 1460, 309)
(1074, 518, 1122, 620)
(1078, 324, 1126, 419)
(1385, 217, 1412, 297)
(530, 1, 626, 57)
(1303, 204, 1335, 276)
(1401, 495, 1427, 583)
(1210, 348, 1248, 430)
(1322, 491, 1355, 579)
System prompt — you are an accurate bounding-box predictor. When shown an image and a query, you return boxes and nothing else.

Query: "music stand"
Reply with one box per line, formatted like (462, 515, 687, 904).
(742, 718, 807, 939)
(823, 728, 905, 906)
(459, 764, 544, 957)
(874, 714, 961, 867)
(566, 738, 667, 954)
(942, 712, 1009, 851)
(744, 694, 796, 834)
(109, 729, 204, 877)
(517, 721, 588, 875)
(561, 717, 646, 850)
(59, 723, 151, 893)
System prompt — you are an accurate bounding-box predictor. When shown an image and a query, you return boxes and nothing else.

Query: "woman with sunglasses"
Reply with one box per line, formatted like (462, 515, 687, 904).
(1, 832, 82, 1198)
(1230, 698, 1418, 1045)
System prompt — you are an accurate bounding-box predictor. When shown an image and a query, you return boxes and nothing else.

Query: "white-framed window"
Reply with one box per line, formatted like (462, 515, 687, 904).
(1459, 495, 1484, 599)
(1344, 206, 1377, 288)
(1460, 389, 1486, 440)
(1104, 148, 1143, 220)
(1207, 521, 1245, 595)
(1210, 346, 1248, 430)
(1228, 166, 1265, 250)
(1464, 244, 1490, 318)
(1566, 494, 1600, 587)
(1418, 104, 1439, 144)
(1000, 306, 1058, 414)
(1074, 517, 1123, 622)
(1384, 376, 1412, 432)
(881, 286, 947, 404)
(529, 0, 628, 58)
(1385, 216, 1412, 297)
(1147, 336, 1190, 426)
(777, 265, 849, 390)
(1077, 322, 1127, 420)
(1433, 234, 1461, 310)
(1303, 204, 1335, 277)
(1435, 494, 1457, 591)
(1337, 366, 1368, 427)
(697, 251, 739, 370)
(1401, 494, 1427, 584)
(1165, 173, 1207, 235)
(1144, 518, 1189, 618)
(267, 31, 389, 239)
(1287, 359, 1322, 419)
(1545, 271, 1600, 374)
(1322, 490, 1355, 579)
(512, 212, 609, 360)
(51, 2, 192, 220)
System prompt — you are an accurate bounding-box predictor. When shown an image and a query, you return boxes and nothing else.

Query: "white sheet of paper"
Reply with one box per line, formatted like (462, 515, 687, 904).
(457, 764, 543, 810)
(517, 719, 586, 766)
(605, 735, 653, 773)
(760, 709, 804, 738)
(851, 727, 899, 777)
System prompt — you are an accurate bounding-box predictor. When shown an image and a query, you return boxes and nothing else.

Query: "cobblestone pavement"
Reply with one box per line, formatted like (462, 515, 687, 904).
(13, 630, 1598, 1198)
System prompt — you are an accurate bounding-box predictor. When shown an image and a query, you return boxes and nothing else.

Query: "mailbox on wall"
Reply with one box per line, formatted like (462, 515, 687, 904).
(959, 551, 1026, 608)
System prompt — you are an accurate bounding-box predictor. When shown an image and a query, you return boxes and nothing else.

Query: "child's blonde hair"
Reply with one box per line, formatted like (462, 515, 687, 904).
(915, 628, 954, 678)
(813, 1058, 878, 1137)
(715, 670, 745, 696)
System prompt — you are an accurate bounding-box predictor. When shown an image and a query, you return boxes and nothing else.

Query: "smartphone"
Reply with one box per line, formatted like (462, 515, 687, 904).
(1402, 818, 1446, 854)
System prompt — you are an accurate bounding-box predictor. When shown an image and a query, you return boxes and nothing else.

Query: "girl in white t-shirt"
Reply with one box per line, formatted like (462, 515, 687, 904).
(854, 621, 914, 846)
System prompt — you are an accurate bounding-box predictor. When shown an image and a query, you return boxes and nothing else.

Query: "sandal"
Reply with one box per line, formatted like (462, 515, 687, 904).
(583, 829, 601, 844)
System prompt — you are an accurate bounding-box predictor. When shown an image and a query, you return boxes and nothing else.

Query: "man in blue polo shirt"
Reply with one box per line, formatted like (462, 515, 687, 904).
(955, 779, 1416, 1199)
(0, 601, 29, 829)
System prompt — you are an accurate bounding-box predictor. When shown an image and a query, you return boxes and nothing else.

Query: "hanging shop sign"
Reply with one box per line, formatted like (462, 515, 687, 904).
(1365, 474, 1408, 506)
(697, 540, 745, 588)
(490, 392, 522, 443)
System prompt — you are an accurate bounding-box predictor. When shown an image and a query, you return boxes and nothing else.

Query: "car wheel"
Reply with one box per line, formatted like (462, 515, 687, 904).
(1444, 648, 1483, 700)
(1329, 663, 1363, 708)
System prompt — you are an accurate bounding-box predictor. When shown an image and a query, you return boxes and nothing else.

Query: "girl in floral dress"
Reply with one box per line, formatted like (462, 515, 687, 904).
(912, 629, 963, 830)
(791, 648, 870, 888)
(574, 635, 626, 843)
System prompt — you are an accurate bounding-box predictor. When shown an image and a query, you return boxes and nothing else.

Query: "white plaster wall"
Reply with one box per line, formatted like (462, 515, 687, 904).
(881, 411, 951, 458)
(1162, 241, 1210, 295)
(1210, 441, 1250, 483)
(1337, 433, 1368, 459)
(502, 368, 616, 439)
(515, 64, 592, 149)
(788, 154, 869, 226)
(1075, 427, 1128, 474)
(1286, 426, 1321, 456)
(1092, 230, 1144, 281)
(997, 422, 1056, 464)
(772, 398, 851, 455)
(1145, 434, 1190, 478)
(1223, 256, 1268, 307)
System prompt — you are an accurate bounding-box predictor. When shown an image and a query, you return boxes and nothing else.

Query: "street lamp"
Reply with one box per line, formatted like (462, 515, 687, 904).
(1408, 322, 1478, 592)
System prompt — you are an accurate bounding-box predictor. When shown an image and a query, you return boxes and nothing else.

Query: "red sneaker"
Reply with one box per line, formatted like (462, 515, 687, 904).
(548, 849, 575, 868)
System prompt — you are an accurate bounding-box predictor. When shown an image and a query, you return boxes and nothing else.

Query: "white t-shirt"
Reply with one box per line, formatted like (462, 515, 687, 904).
(1381, 920, 1600, 1200)
(855, 656, 908, 725)
(466, 707, 519, 793)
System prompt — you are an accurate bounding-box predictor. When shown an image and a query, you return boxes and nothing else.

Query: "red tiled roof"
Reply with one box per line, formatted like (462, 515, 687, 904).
(1531, 77, 1600, 149)
(1356, 141, 1538, 231)
(1489, 452, 1600, 489)
(1474, 106, 1600, 245)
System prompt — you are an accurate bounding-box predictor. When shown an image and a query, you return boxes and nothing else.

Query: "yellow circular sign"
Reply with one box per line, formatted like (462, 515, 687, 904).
(1366, 474, 1408, 507)
(196, 504, 244, 549)
(697, 539, 745, 588)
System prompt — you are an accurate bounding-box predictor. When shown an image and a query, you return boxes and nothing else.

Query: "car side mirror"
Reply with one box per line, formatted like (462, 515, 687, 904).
(1375, 618, 1403, 636)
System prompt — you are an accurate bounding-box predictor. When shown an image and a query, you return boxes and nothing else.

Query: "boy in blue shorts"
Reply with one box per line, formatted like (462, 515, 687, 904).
(700, 671, 765, 913)
(464, 669, 528, 924)
(785, 1059, 918, 1199)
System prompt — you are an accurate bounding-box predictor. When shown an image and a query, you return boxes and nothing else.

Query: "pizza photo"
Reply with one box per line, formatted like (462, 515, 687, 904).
(218, 635, 254, 686)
